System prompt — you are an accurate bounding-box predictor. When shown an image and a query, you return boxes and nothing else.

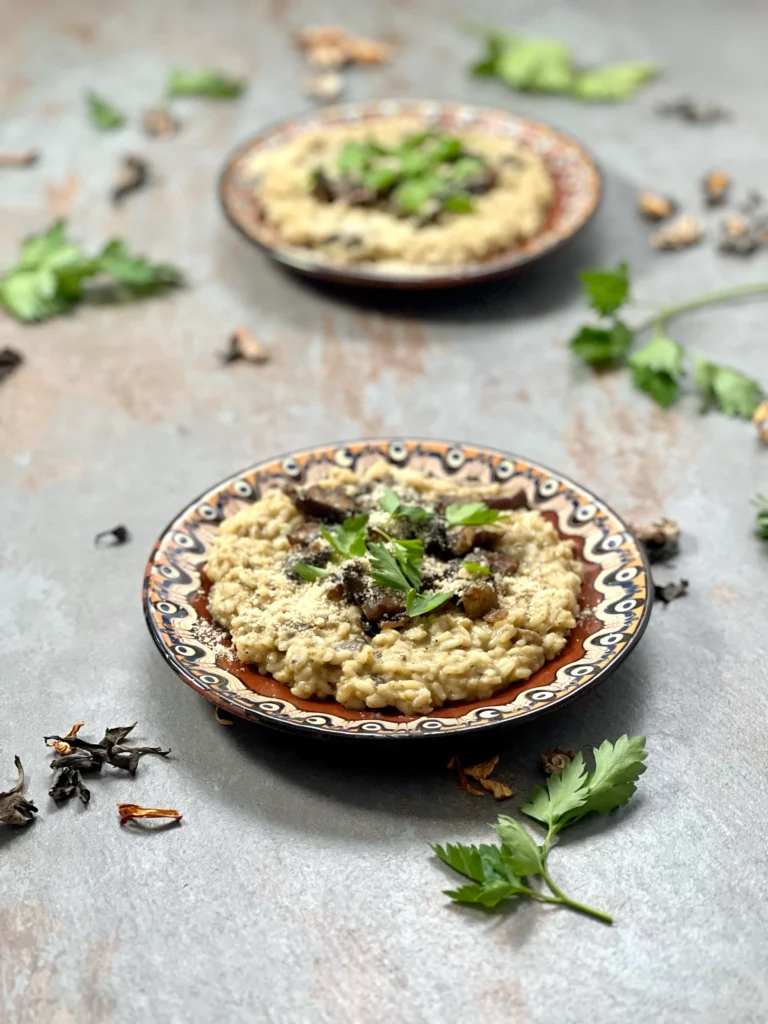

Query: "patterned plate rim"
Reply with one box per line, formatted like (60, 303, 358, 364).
(218, 99, 603, 289)
(143, 439, 653, 740)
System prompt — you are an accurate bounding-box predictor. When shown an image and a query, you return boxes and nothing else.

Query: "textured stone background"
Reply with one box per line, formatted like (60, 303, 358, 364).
(1, 1, 767, 1022)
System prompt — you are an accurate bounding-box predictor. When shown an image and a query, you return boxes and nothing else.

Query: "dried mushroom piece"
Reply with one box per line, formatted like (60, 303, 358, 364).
(703, 170, 731, 206)
(95, 526, 131, 547)
(117, 803, 182, 826)
(655, 97, 731, 124)
(479, 778, 513, 800)
(45, 721, 170, 779)
(0, 150, 39, 168)
(753, 400, 768, 442)
(0, 348, 23, 387)
(295, 26, 392, 67)
(214, 706, 234, 726)
(0, 757, 38, 826)
(631, 517, 680, 562)
(464, 755, 499, 781)
(222, 327, 270, 365)
(49, 767, 90, 806)
(542, 747, 575, 775)
(142, 108, 180, 137)
(655, 579, 689, 604)
(447, 756, 483, 796)
(449, 755, 512, 799)
(112, 155, 150, 204)
(651, 215, 705, 250)
(718, 214, 762, 256)
(638, 190, 676, 221)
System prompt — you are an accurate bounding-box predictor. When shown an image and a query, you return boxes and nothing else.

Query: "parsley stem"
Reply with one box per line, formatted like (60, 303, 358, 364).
(539, 866, 613, 925)
(635, 282, 768, 334)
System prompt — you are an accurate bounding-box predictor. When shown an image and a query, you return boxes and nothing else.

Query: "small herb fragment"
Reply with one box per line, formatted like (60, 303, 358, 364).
(754, 495, 768, 539)
(445, 502, 507, 526)
(405, 589, 452, 617)
(695, 359, 763, 418)
(470, 29, 658, 102)
(294, 561, 331, 582)
(167, 69, 245, 98)
(321, 514, 368, 561)
(463, 561, 491, 575)
(378, 487, 429, 521)
(628, 333, 684, 408)
(0, 757, 38, 826)
(86, 91, 126, 131)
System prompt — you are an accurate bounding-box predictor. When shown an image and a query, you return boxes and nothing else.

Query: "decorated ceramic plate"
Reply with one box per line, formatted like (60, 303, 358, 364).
(143, 440, 652, 740)
(218, 99, 602, 289)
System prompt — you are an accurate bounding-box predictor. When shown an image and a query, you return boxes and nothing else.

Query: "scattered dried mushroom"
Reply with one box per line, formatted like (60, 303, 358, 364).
(655, 579, 689, 604)
(0, 757, 37, 826)
(0, 150, 39, 168)
(222, 327, 270, 365)
(753, 401, 768, 442)
(631, 517, 680, 563)
(448, 755, 512, 800)
(655, 97, 731, 125)
(94, 525, 131, 547)
(142, 108, 180, 138)
(117, 803, 182, 826)
(718, 214, 762, 256)
(638, 191, 676, 221)
(542, 747, 575, 775)
(303, 72, 343, 102)
(0, 347, 23, 386)
(651, 215, 704, 250)
(295, 26, 392, 67)
(112, 154, 149, 204)
(703, 170, 731, 206)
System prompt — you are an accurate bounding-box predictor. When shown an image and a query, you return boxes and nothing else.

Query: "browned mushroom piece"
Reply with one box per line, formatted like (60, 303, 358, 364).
(361, 591, 408, 623)
(311, 169, 336, 202)
(449, 525, 501, 557)
(484, 492, 528, 511)
(459, 580, 499, 619)
(289, 484, 357, 522)
(486, 551, 519, 576)
(287, 521, 321, 546)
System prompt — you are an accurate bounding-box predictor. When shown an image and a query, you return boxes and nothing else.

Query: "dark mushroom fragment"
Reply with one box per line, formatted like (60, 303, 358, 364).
(288, 484, 357, 522)
(459, 580, 498, 619)
(112, 154, 150, 204)
(310, 168, 336, 202)
(341, 560, 368, 604)
(284, 544, 332, 581)
(287, 521, 321, 546)
(486, 551, 519, 576)
(449, 525, 501, 557)
(0, 757, 37, 826)
(49, 766, 91, 806)
(485, 492, 528, 511)
(654, 579, 688, 604)
(0, 347, 23, 387)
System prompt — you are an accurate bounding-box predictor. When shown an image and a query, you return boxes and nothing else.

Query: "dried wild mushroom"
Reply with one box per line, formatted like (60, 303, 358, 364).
(464, 756, 499, 781)
(222, 327, 270, 365)
(0, 150, 39, 168)
(142, 108, 180, 137)
(718, 214, 761, 256)
(631, 517, 680, 562)
(0, 347, 23, 387)
(303, 72, 344, 102)
(651, 215, 705, 250)
(448, 755, 512, 800)
(0, 757, 38, 826)
(703, 170, 731, 206)
(447, 756, 483, 796)
(45, 721, 170, 781)
(214, 706, 234, 726)
(654, 579, 689, 604)
(655, 97, 731, 125)
(479, 778, 513, 800)
(94, 526, 131, 547)
(542, 747, 575, 775)
(112, 154, 149, 204)
(49, 767, 91, 806)
(753, 400, 768, 442)
(638, 191, 676, 221)
(295, 25, 392, 68)
(117, 803, 182, 826)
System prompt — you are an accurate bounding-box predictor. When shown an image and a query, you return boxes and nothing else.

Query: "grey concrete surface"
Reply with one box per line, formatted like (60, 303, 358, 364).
(1, 1, 767, 1022)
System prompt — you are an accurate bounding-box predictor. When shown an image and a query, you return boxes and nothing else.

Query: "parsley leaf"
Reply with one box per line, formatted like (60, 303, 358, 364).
(433, 842, 521, 885)
(628, 333, 684, 407)
(579, 263, 630, 316)
(445, 880, 526, 907)
(98, 240, 184, 295)
(695, 358, 763, 418)
(492, 816, 544, 876)
(320, 515, 368, 561)
(445, 502, 507, 526)
(574, 62, 659, 101)
(293, 562, 330, 582)
(443, 193, 474, 214)
(578, 735, 648, 817)
(462, 561, 490, 575)
(496, 36, 575, 94)
(86, 91, 126, 131)
(378, 487, 429, 521)
(471, 31, 507, 76)
(521, 753, 589, 832)
(755, 495, 768, 539)
(392, 538, 423, 588)
(570, 321, 633, 365)
(167, 68, 245, 99)
(367, 542, 410, 591)
(406, 589, 452, 617)
(378, 488, 401, 515)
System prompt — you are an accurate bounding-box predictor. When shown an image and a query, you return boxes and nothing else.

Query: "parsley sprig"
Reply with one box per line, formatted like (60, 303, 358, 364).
(755, 495, 768, 539)
(378, 487, 430, 523)
(0, 221, 183, 323)
(445, 502, 507, 526)
(368, 531, 452, 618)
(166, 69, 245, 99)
(471, 29, 658, 102)
(86, 91, 127, 131)
(434, 735, 648, 924)
(570, 262, 767, 417)
(320, 515, 368, 561)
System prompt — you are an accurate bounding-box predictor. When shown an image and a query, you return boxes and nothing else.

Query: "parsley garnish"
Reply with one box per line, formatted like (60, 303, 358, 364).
(445, 502, 507, 526)
(86, 92, 126, 131)
(368, 534, 451, 617)
(755, 495, 768, 539)
(570, 262, 767, 417)
(0, 221, 183, 323)
(167, 69, 245, 99)
(293, 562, 330, 582)
(405, 589, 452, 617)
(434, 735, 648, 924)
(470, 30, 657, 102)
(462, 561, 491, 575)
(378, 487, 429, 522)
(320, 515, 368, 561)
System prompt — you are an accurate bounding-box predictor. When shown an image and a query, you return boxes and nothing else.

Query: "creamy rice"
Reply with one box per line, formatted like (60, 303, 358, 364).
(247, 117, 555, 273)
(206, 463, 582, 715)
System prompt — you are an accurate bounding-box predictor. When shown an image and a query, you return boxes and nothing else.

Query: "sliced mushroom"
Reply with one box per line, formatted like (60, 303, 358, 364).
(459, 580, 499, 619)
(287, 521, 321, 546)
(486, 551, 519, 576)
(288, 484, 356, 522)
(449, 525, 501, 557)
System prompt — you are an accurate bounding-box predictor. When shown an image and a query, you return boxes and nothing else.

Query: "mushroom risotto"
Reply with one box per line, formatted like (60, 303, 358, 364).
(246, 117, 555, 272)
(205, 462, 582, 716)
